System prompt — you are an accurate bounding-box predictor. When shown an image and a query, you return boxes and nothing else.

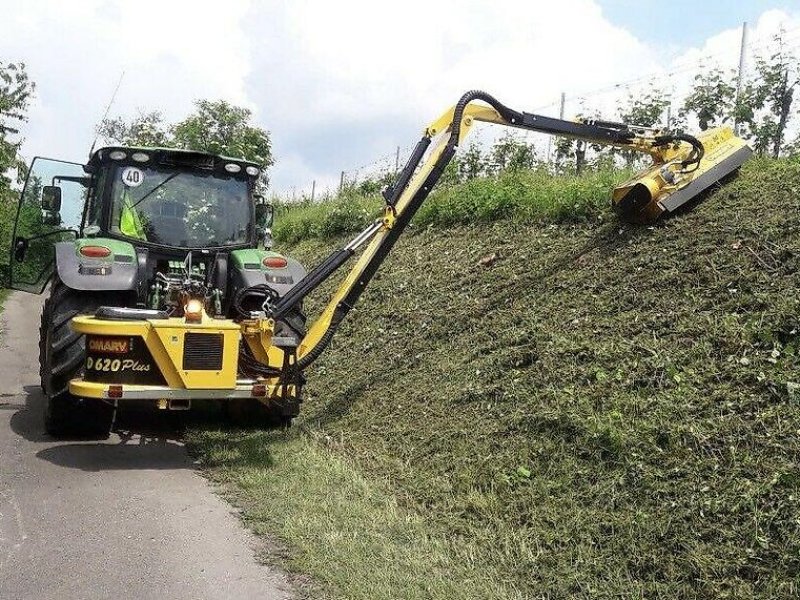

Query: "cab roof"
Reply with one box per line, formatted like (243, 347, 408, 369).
(88, 146, 261, 172)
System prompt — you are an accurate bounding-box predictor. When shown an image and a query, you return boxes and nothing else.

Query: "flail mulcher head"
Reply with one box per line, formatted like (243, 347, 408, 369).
(610, 126, 752, 223)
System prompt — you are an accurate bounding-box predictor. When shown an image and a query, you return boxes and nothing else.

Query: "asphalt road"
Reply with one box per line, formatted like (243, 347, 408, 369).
(0, 291, 292, 600)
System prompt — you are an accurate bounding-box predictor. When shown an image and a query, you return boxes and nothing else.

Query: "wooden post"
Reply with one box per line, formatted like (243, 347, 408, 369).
(339, 170, 345, 193)
(311, 180, 316, 202)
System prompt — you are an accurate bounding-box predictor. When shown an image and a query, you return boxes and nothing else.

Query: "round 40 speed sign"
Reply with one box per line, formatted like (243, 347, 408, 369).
(121, 166, 145, 188)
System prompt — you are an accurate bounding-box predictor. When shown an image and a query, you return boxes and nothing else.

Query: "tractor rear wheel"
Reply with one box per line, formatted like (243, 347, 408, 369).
(40, 278, 120, 439)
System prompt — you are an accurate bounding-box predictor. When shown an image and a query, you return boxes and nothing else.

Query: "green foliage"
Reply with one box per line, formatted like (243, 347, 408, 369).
(99, 100, 274, 186)
(0, 61, 35, 286)
(273, 191, 379, 245)
(680, 67, 737, 130)
(736, 32, 798, 158)
(553, 136, 578, 173)
(351, 170, 395, 196)
(98, 111, 170, 147)
(0, 192, 14, 285)
(440, 136, 538, 185)
(271, 167, 626, 246)
(616, 90, 670, 167)
(460, 141, 487, 180)
(487, 133, 537, 174)
(414, 166, 621, 228)
(617, 89, 670, 128)
(173, 100, 274, 175)
(0, 61, 34, 187)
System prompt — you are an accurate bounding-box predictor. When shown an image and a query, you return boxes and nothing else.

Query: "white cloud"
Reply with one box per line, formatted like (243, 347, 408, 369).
(0, 0, 252, 162)
(243, 0, 662, 193)
(3, 1, 799, 197)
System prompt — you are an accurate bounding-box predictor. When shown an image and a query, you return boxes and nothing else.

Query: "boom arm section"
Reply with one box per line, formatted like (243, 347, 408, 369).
(270, 90, 750, 368)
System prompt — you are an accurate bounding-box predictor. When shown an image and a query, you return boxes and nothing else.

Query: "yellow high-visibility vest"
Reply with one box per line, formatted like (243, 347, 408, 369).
(120, 191, 146, 240)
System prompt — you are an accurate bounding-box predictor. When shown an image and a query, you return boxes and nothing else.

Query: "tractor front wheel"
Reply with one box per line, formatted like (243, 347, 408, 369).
(40, 279, 119, 439)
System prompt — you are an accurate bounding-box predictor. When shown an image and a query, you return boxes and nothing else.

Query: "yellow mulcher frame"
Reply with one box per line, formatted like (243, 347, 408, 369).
(69, 91, 752, 409)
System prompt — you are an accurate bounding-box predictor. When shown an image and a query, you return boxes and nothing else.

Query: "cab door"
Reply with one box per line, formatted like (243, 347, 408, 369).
(7, 157, 89, 293)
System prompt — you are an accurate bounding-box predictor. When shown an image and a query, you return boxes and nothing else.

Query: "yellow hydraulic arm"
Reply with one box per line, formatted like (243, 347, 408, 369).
(268, 90, 751, 368)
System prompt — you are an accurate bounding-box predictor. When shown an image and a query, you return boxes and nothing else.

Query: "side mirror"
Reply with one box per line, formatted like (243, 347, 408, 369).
(42, 186, 62, 212)
(14, 237, 28, 262)
(255, 197, 274, 229)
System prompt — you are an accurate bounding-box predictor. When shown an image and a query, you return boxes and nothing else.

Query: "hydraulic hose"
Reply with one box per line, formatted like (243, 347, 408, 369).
(239, 349, 282, 378)
(297, 320, 338, 370)
(654, 133, 705, 169)
(448, 90, 523, 147)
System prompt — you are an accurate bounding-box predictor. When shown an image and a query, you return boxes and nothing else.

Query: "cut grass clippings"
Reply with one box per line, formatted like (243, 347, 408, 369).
(192, 157, 800, 599)
(187, 427, 524, 600)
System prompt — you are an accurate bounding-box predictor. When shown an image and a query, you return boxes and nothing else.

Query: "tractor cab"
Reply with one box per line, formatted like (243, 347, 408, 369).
(9, 147, 280, 294)
(7, 147, 299, 316)
(89, 147, 261, 249)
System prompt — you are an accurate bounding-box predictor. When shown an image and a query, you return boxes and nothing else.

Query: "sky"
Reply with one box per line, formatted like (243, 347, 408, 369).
(1, 0, 798, 197)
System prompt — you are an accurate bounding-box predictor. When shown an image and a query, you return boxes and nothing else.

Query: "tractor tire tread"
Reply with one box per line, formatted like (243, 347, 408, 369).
(41, 278, 121, 439)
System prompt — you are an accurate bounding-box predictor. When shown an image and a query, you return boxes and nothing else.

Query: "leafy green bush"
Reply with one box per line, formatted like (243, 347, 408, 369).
(0, 191, 16, 286)
(415, 166, 623, 227)
(273, 190, 381, 245)
(272, 167, 628, 246)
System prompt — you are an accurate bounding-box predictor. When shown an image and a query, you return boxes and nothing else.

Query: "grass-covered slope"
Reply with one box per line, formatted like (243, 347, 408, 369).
(191, 158, 800, 598)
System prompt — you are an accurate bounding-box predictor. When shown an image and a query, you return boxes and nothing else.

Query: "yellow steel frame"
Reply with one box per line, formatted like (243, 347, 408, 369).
(72, 312, 241, 389)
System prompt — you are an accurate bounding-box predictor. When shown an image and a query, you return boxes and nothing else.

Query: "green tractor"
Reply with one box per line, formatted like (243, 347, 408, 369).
(8, 147, 306, 437)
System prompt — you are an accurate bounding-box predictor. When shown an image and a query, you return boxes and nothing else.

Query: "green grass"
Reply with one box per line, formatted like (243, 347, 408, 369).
(187, 428, 524, 600)
(192, 157, 800, 598)
(273, 167, 626, 245)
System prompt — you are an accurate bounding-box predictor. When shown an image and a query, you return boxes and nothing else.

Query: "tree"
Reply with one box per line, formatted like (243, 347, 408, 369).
(99, 99, 275, 186)
(98, 111, 170, 147)
(553, 136, 577, 174)
(552, 105, 612, 174)
(735, 32, 798, 158)
(355, 170, 395, 195)
(438, 153, 463, 187)
(680, 68, 736, 131)
(0, 61, 35, 283)
(616, 90, 670, 166)
(459, 142, 486, 180)
(617, 90, 670, 129)
(173, 100, 273, 174)
(489, 132, 537, 173)
(0, 61, 35, 187)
